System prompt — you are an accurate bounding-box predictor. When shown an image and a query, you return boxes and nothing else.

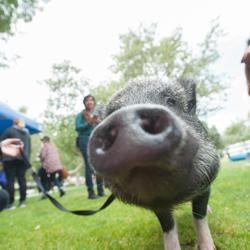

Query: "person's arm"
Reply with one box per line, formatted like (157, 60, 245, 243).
(0, 138, 23, 157)
(241, 44, 250, 96)
(26, 133, 31, 159)
(0, 127, 11, 141)
(245, 64, 250, 96)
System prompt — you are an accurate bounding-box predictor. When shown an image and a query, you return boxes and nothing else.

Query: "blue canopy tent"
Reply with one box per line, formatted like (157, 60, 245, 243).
(0, 102, 42, 135)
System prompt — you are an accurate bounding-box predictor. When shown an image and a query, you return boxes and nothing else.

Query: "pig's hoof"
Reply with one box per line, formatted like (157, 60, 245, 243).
(207, 205, 212, 214)
(197, 244, 216, 250)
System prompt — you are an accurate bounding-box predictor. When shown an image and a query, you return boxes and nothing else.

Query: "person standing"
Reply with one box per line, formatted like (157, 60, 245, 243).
(241, 38, 250, 96)
(0, 138, 24, 212)
(39, 136, 65, 197)
(75, 95, 105, 199)
(0, 119, 31, 209)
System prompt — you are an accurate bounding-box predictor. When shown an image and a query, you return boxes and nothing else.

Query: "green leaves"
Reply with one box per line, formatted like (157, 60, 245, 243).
(111, 20, 226, 116)
(223, 119, 250, 146)
(0, 0, 48, 34)
(0, 0, 49, 69)
(41, 60, 89, 168)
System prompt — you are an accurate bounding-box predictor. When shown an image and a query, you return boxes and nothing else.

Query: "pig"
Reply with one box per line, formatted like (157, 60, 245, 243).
(88, 78, 220, 250)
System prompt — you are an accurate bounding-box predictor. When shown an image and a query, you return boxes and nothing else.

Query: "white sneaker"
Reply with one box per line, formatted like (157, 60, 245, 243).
(7, 204, 16, 210)
(19, 202, 26, 208)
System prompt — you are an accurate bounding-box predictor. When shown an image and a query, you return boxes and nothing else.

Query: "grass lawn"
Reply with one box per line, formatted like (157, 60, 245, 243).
(0, 158, 250, 250)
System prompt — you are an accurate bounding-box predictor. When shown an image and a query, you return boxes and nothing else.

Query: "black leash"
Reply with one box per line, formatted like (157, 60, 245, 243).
(20, 150, 115, 215)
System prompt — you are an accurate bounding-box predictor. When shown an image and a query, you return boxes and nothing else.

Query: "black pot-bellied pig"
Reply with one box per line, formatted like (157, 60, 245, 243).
(88, 78, 220, 250)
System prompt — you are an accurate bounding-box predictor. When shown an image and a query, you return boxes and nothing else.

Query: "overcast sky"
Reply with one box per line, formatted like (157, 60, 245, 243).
(0, 0, 249, 133)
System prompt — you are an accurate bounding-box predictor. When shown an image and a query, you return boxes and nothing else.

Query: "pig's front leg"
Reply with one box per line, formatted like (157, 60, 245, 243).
(192, 190, 215, 250)
(155, 211, 181, 250)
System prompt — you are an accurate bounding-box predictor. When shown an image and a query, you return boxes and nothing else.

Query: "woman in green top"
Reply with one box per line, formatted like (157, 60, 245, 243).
(75, 95, 104, 199)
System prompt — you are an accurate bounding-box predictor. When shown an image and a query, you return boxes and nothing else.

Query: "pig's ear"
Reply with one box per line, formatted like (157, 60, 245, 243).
(180, 79, 197, 115)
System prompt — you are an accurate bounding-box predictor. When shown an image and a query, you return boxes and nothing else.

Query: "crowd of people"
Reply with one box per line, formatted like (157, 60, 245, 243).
(0, 94, 106, 211)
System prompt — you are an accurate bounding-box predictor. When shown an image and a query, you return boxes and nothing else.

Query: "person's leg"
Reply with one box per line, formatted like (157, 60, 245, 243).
(79, 136, 96, 199)
(3, 161, 16, 206)
(38, 167, 47, 191)
(0, 189, 9, 211)
(48, 172, 55, 191)
(39, 168, 52, 198)
(53, 171, 65, 197)
(96, 175, 105, 196)
(44, 173, 51, 192)
(15, 160, 27, 206)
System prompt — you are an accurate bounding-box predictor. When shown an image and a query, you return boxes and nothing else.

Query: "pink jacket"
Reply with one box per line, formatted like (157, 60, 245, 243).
(39, 142, 63, 173)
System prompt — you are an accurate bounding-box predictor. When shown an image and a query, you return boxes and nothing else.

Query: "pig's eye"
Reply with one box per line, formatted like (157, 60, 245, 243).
(166, 97, 176, 106)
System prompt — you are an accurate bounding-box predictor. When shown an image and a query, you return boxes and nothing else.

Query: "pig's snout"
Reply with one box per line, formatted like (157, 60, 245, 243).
(89, 104, 183, 174)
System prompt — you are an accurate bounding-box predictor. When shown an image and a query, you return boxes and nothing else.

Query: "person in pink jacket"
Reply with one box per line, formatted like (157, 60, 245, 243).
(39, 136, 65, 197)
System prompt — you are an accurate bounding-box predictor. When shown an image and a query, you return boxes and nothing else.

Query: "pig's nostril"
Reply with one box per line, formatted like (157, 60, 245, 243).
(97, 124, 118, 151)
(138, 110, 170, 135)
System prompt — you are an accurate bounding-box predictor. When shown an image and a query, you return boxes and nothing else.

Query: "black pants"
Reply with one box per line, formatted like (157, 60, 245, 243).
(0, 189, 9, 211)
(38, 167, 63, 192)
(3, 159, 27, 204)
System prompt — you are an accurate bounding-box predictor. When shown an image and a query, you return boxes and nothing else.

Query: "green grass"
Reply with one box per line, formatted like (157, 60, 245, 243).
(0, 159, 250, 250)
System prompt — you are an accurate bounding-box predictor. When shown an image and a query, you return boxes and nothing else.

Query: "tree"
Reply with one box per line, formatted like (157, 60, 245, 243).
(222, 120, 250, 146)
(18, 105, 28, 114)
(41, 60, 89, 168)
(203, 123, 224, 156)
(106, 19, 226, 116)
(91, 80, 124, 104)
(0, 0, 49, 68)
(0, 0, 49, 34)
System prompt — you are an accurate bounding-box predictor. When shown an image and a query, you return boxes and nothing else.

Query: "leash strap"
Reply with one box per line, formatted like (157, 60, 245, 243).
(20, 150, 115, 215)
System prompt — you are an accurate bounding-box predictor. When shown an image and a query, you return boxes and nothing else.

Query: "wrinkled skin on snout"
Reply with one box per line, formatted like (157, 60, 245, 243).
(88, 79, 220, 249)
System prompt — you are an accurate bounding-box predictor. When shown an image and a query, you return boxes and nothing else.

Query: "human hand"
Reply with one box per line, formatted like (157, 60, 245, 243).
(83, 111, 94, 124)
(92, 116, 101, 124)
(0, 138, 24, 157)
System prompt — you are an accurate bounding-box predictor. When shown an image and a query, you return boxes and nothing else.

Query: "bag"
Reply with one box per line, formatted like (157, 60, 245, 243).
(61, 166, 69, 179)
(76, 136, 80, 148)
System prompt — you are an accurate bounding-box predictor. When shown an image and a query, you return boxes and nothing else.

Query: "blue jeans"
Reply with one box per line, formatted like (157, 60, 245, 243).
(79, 136, 104, 193)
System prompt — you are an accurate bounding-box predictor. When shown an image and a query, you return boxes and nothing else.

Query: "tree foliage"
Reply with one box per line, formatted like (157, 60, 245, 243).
(201, 121, 224, 153)
(0, 0, 48, 34)
(91, 80, 124, 104)
(94, 20, 225, 116)
(222, 119, 250, 146)
(0, 0, 49, 68)
(41, 60, 89, 168)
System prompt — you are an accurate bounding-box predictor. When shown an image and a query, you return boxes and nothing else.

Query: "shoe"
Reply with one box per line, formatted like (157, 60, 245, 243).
(59, 189, 65, 197)
(97, 191, 105, 197)
(7, 203, 16, 210)
(19, 202, 26, 208)
(88, 190, 98, 199)
(40, 195, 47, 200)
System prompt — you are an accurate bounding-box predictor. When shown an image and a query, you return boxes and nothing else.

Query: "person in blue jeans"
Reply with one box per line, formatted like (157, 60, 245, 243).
(75, 95, 104, 199)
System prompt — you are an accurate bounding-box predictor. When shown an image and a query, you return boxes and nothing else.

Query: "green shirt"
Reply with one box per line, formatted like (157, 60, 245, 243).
(75, 111, 96, 137)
